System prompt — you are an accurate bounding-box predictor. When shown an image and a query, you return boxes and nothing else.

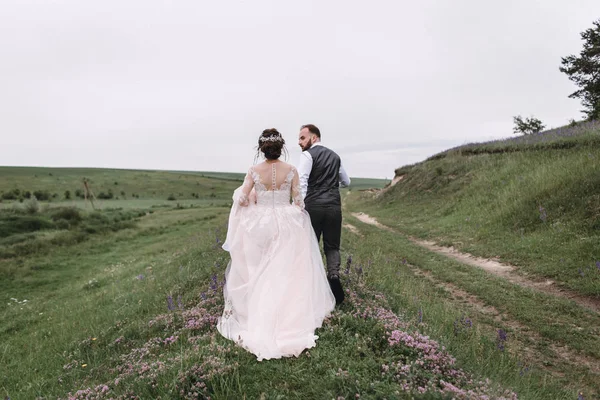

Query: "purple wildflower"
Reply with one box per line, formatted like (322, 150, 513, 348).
(519, 366, 530, 376)
(167, 295, 175, 311)
(578, 393, 585, 400)
(200, 292, 207, 300)
(177, 295, 184, 311)
(136, 274, 144, 280)
(417, 308, 423, 324)
(596, 261, 600, 271)
(210, 274, 218, 291)
(538, 205, 547, 222)
(497, 329, 507, 351)
(345, 255, 352, 275)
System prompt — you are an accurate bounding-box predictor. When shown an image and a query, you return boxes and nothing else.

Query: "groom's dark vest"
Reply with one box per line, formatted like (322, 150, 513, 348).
(305, 145, 342, 207)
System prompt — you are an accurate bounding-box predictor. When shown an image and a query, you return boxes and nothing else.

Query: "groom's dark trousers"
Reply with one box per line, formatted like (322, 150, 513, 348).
(303, 144, 345, 279)
(306, 204, 342, 278)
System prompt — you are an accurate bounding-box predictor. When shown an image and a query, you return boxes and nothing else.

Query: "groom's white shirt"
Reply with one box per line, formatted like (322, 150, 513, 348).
(297, 142, 351, 199)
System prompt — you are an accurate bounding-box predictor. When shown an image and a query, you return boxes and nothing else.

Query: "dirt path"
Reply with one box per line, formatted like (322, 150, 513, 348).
(408, 264, 600, 378)
(350, 212, 600, 314)
(342, 223, 362, 237)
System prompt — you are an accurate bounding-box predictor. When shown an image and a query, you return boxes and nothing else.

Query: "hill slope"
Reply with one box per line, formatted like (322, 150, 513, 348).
(348, 121, 600, 297)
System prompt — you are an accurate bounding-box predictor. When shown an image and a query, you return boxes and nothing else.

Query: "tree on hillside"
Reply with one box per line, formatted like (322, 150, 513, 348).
(559, 19, 600, 121)
(512, 115, 545, 135)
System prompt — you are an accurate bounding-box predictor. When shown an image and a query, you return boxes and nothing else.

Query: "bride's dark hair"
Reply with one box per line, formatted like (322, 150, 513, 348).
(256, 128, 287, 161)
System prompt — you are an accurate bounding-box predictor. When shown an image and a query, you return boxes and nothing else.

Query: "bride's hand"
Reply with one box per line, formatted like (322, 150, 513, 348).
(239, 194, 250, 207)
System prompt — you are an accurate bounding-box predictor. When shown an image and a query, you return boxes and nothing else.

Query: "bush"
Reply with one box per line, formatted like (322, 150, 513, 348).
(51, 207, 82, 223)
(97, 190, 114, 200)
(167, 194, 177, 201)
(33, 190, 51, 201)
(513, 115, 545, 135)
(75, 189, 83, 198)
(0, 215, 55, 238)
(64, 190, 71, 200)
(1, 189, 19, 200)
(24, 197, 39, 215)
(55, 219, 70, 230)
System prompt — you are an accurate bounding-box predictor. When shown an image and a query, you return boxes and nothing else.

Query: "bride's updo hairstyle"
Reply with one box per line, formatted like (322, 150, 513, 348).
(257, 128, 287, 160)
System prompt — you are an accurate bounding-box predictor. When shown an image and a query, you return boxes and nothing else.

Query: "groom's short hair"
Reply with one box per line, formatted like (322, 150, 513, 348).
(301, 124, 321, 138)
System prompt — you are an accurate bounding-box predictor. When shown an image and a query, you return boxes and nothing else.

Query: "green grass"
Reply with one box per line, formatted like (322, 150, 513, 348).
(1, 160, 597, 399)
(350, 139, 600, 297)
(339, 219, 596, 399)
(0, 167, 242, 205)
(348, 177, 390, 191)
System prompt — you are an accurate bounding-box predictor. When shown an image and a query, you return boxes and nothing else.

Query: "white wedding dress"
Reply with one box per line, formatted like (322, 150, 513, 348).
(217, 161, 336, 361)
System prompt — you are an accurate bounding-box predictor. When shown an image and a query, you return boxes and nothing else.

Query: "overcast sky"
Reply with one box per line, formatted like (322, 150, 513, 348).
(1, 1, 598, 178)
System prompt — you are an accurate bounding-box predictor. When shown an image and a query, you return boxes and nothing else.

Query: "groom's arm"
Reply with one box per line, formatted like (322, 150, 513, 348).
(297, 151, 313, 199)
(339, 162, 351, 188)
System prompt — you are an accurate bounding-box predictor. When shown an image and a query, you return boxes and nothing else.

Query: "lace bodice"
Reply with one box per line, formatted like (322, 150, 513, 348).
(238, 162, 304, 208)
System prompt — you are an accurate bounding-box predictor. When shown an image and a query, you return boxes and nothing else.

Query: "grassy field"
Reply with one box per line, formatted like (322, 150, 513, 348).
(1, 154, 597, 399)
(345, 121, 600, 398)
(349, 122, 600, 297)
(0, 167, 386, 208)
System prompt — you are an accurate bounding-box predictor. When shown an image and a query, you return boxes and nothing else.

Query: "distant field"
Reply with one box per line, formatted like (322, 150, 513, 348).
(348, 177, 389, 191)
(0, 167, 387, 209)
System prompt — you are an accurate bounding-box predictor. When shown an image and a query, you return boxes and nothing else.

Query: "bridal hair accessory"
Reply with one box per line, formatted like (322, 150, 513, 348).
(259, 135, 284, 143)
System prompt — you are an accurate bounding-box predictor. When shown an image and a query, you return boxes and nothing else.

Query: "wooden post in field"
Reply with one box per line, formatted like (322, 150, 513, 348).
(83, 178, 96, 210)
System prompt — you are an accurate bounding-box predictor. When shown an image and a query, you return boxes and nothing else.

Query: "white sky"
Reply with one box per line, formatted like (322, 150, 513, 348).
(1, 1, 598, 178)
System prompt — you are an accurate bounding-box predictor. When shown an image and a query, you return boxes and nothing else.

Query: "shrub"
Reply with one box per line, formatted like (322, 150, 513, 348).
(0, 215, 55, 238)
(51, 207, 82, 223)
(64, 190, 71, 200)
(24, 197, 39, 215)
(32, 190, 51, 201)
(55, 219, 70, 230)
(1, 189, 19, 200)
(97, 190, 114, 200)
(167, 194, 177, 201)
(513, 115, 545, 135)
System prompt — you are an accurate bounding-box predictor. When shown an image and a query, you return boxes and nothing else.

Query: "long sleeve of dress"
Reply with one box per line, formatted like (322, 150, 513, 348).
(238, 168, 255, 206)
(291, 167, 305, 209)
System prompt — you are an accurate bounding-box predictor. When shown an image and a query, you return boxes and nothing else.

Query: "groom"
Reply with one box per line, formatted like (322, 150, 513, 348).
(298, 124, 351, 305)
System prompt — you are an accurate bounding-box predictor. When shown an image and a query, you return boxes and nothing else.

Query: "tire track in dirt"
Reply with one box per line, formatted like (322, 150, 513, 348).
(350, 212, 600, 314)
(408, 265, 600, 379)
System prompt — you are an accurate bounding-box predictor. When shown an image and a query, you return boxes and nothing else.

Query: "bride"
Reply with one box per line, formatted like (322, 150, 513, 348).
(217, 128, 336, 361)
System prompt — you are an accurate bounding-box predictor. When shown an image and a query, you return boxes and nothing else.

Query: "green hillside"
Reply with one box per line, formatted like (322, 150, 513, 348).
(348, 120, 600, 297)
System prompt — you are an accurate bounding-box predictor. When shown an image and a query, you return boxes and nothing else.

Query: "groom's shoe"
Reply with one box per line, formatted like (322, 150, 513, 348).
(328, 276, 345, 305)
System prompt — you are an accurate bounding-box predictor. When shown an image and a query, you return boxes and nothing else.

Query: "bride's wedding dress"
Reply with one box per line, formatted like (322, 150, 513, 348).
(217, 161, 335, 361)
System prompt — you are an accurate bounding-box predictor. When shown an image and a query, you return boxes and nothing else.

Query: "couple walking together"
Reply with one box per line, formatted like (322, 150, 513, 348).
(217, 124, 351, 361)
